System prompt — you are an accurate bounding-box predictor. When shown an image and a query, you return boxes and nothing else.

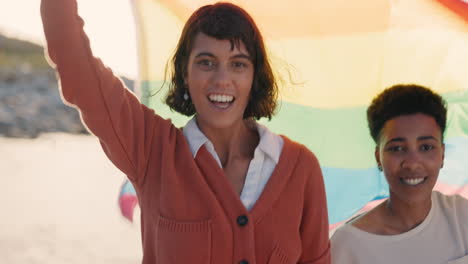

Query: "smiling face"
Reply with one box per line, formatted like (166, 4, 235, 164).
(186, 32, 254, 130)
(376, 113, 445, 204)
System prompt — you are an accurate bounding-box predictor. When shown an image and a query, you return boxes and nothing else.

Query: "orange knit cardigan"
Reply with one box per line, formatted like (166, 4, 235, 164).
(41, 0, 331, 263)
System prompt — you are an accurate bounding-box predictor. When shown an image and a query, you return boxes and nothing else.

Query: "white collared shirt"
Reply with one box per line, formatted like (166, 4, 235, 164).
(183, 118, 284, 211)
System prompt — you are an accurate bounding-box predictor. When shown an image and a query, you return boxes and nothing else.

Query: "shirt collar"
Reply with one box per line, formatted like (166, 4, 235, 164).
(255, 122, 282, 163)
(183, 117, 210, 158)
(183, 117, 282, 164)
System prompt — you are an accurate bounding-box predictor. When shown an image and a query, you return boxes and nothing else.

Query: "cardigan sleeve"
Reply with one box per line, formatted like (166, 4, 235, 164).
(40, 0, 174, 185)
(298, 148, 331, 264)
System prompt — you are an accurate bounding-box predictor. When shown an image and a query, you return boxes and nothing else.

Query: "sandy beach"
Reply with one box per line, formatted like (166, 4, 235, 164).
(0, 133, 141, 263)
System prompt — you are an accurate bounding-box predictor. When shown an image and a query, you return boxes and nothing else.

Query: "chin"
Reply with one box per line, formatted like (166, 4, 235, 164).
(391, 188, 434, 205)
(197, 116, 241, 131)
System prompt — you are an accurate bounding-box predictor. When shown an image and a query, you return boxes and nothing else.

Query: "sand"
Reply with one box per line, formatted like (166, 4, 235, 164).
(0, 133, 141, 263)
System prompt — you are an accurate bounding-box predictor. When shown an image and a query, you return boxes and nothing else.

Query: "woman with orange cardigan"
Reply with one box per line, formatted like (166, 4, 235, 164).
(41, 0, 330, 263)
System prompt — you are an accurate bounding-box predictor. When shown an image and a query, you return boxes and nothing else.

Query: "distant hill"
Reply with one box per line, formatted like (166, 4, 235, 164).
(0, 34, 50, 70)
(0, 33, 134, 138)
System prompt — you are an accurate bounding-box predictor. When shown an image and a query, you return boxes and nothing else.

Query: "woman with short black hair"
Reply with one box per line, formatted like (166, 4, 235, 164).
(331, 84, 468, 264)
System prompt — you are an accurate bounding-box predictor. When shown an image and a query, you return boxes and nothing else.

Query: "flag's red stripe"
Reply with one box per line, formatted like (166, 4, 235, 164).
(437, 0, 468, 22)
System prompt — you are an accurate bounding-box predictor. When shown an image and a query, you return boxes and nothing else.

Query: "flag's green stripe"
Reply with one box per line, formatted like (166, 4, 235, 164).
(140, 81, 191, 128)
(260, 102, 375, 168)
(444, 91, 468, 139)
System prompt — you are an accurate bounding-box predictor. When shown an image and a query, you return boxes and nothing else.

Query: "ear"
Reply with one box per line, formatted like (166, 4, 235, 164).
(441, 143, 445, 168)
(375, 146, 382, 170)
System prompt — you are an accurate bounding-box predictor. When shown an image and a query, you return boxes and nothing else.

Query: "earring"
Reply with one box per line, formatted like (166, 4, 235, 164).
(378, 164, 383, 171)
(183, 90, 189, 101)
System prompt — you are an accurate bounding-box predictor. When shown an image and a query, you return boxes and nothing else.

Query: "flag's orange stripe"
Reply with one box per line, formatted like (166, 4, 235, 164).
(157, 0, 391, 37)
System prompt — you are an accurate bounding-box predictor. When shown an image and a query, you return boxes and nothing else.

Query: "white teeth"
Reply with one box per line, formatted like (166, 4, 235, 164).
(402, 178, 425, 186)
(209, 94, 234, 103)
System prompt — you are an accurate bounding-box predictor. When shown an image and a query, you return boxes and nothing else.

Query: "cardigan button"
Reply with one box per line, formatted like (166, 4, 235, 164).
(237, 215, 249, 226)
(239, 260, 249, 264)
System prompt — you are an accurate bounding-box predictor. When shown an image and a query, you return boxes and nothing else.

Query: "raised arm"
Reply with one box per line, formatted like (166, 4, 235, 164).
(40, 0, 172, 185)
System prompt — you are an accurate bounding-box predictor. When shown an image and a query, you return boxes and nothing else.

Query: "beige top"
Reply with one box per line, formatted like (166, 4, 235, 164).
(331, 191, 468, 264)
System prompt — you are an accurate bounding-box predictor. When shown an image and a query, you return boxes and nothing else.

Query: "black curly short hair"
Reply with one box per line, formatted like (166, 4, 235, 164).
(165, 2, 278, 120)
(367, 84, 447, 143)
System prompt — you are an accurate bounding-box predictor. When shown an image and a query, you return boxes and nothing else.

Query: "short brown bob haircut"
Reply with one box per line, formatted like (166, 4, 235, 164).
(165, 2, 278, 120)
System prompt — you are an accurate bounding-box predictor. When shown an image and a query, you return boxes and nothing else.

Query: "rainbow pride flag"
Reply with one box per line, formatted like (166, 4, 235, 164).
(119, 0, 468, 226)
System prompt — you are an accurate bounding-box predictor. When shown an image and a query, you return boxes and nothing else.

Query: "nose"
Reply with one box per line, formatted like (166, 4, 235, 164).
(401, 150, 423, 171)
(212, 66, 231, 88)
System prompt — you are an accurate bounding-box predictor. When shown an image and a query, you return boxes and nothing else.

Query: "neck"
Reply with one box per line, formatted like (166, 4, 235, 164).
(384, 192, 432, 233)
(196, 118, 259, 167)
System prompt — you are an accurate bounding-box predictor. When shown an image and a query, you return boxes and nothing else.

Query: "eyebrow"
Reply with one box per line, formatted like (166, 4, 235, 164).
(384, 137, 405, 146)
(417, 135, 439, 142)
(384, 135, 439, 146)
(194, 52, 215, 58)
(231, 54, 252, 61)
(194, 52, 252, 61)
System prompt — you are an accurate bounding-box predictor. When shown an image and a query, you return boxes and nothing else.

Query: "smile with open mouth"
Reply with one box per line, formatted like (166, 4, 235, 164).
(208, 94, 235, 109)
(400, 177, 428, 186)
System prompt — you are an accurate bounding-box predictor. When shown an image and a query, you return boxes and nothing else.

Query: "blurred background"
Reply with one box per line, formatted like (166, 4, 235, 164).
(1, 0, 142, 262)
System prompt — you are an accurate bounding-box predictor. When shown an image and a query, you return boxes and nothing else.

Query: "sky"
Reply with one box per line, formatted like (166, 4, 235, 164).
(0, 0, 138, 78)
